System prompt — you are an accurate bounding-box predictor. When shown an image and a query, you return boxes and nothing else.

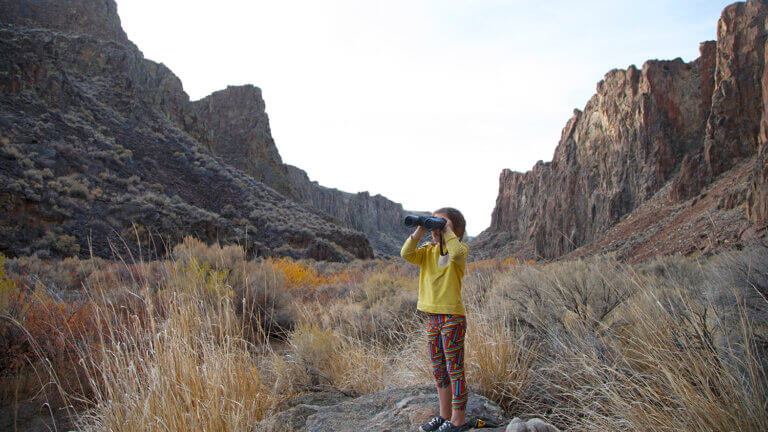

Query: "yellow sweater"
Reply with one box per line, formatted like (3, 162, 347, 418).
(400, 231, 469, 316)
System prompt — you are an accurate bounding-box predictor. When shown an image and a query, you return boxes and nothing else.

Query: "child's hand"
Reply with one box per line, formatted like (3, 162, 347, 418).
(412, 226, 427, 240)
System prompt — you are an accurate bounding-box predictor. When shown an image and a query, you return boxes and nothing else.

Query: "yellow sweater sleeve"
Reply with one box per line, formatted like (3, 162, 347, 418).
(443, 231, 468, 263)
(400, 235, 426, 266)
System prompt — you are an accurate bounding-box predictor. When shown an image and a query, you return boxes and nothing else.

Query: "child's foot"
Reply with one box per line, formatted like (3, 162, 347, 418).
(435, 420, 471, 432)
(419, 416, 446, 432)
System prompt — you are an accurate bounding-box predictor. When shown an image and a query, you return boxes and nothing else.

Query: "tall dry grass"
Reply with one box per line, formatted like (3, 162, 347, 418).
(1, 239, 766, 431)
(75, 256, 287, 431)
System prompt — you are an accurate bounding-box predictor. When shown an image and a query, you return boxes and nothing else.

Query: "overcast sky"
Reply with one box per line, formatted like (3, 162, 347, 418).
(116, 0, 734, 236)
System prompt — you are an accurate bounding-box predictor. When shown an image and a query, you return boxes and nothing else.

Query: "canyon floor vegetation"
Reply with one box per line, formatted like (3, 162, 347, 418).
(0, 237, 766, 431)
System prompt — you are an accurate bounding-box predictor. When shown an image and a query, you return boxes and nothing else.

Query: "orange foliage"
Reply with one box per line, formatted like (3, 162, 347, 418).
(269, 257, 329, 289)
(1, 283, 101, 379)
(268, 258, 367, 291)
(502, 257, 519, 266)
(466, 259, 499, 273)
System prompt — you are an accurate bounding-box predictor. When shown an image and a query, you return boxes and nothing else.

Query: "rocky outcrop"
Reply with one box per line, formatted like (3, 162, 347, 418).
(673, 1, 767, 200)
(0, 0, 373, 261)
(748, 0, 768, 228)
(186, 89, 417, 256)
(750, 140, 768, 226)
(186, 85, 296, 199)
(475, 0, 768, 261)
(286, 165, 417, 256)
(0, 0, 129, 44)
(260, 386, 510, 432)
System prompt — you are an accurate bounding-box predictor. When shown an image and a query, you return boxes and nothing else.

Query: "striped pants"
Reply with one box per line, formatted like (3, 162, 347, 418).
(427, 313, 468, 411)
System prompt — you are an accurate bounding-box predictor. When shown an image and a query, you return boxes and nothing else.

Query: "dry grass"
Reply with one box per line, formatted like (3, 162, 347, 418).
(1, 241, 766, 431)
(79, 288, 278, 431)
(464, 308, 537, 413)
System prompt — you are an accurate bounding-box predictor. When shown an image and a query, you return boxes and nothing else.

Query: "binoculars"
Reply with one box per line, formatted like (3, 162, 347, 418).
(404, 215, 446, 231)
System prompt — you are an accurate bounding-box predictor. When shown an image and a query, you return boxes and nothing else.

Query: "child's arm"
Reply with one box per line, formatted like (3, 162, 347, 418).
(443, 231, 468, 263)
(401, 228, 427, 266)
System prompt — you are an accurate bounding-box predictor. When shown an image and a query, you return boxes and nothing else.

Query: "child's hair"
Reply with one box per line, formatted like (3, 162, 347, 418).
(434, 207, 466, 241)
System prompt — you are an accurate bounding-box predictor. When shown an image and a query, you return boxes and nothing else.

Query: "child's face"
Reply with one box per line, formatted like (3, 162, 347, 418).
(431, 212, 449, 244)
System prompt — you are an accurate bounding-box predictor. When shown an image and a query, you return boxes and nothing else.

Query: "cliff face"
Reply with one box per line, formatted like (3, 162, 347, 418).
(0, 0, 373, 261)
(286, 165, 416, 256)
(186, 87, 418, 256)
(186, 85, 296, 199)
(475, 0, 768, 261)
(0, 0, 129, 44)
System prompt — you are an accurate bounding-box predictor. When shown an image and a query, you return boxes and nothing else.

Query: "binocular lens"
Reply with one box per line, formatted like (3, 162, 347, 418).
(404, 215, 425, 227)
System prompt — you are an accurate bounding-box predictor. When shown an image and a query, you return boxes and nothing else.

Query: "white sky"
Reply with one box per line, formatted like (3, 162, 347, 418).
(116, 0, 733, 236)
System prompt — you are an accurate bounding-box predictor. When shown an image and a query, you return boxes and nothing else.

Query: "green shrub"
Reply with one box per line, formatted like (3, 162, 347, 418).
(0, 254, 21, 313)
(172, 237, 295, 338)
(55, 235, 80, 257)
(59, 174, 91, 199)
(23, 169, 44, 184)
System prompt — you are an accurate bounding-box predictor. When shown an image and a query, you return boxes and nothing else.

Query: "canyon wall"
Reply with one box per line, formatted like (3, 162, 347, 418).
(475, 0, 768, 260)
(286, 165, 415, 255)
(0, 0, 374, 261)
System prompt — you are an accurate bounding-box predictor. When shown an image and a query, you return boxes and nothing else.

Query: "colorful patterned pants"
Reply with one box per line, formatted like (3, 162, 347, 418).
(427, 313, 468, 411)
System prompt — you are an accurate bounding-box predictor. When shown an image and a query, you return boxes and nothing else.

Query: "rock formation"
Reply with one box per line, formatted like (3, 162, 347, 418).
(474, 0, 768, 261)
(259, 386, 509, 432)
(286, 165, 418, 255)
(186, 85, 296, 199)
(0, 0, 373, 261)
(184, 85, 421, 257)
(0, 0, 129, 44)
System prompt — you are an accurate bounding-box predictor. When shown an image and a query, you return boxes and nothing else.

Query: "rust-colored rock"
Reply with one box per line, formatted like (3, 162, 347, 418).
(477, 57, 713, 259)
(475, 0, 768, 261)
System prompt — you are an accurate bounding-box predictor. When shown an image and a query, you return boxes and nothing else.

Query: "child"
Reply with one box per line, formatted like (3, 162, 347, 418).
(400, 207, 470, 432)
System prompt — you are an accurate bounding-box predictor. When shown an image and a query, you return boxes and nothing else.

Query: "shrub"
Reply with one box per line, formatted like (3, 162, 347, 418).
(231, 260, 296, 339)
(173, 236, 245, 270)
(59, 174, 91, 199)
(269, 257, 329, 290)
(171, 237, 295, 338)
(55, 234, 80, 257)
(6, 255, 105, 291)
(0, 266, 99, 406)
(149, 183, 164, 194)
(273, 321, 392, 396)
(23, 168, 44, 184)
(0, 254, 21, 313)
(490, 256, 635, 334)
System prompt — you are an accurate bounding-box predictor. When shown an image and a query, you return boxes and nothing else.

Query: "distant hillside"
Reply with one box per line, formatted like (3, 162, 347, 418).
(286, 165, 419, 256)
(183, 84, 421, 257)
(473, 0, 768, 262)
(0, 0, 374, 261)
